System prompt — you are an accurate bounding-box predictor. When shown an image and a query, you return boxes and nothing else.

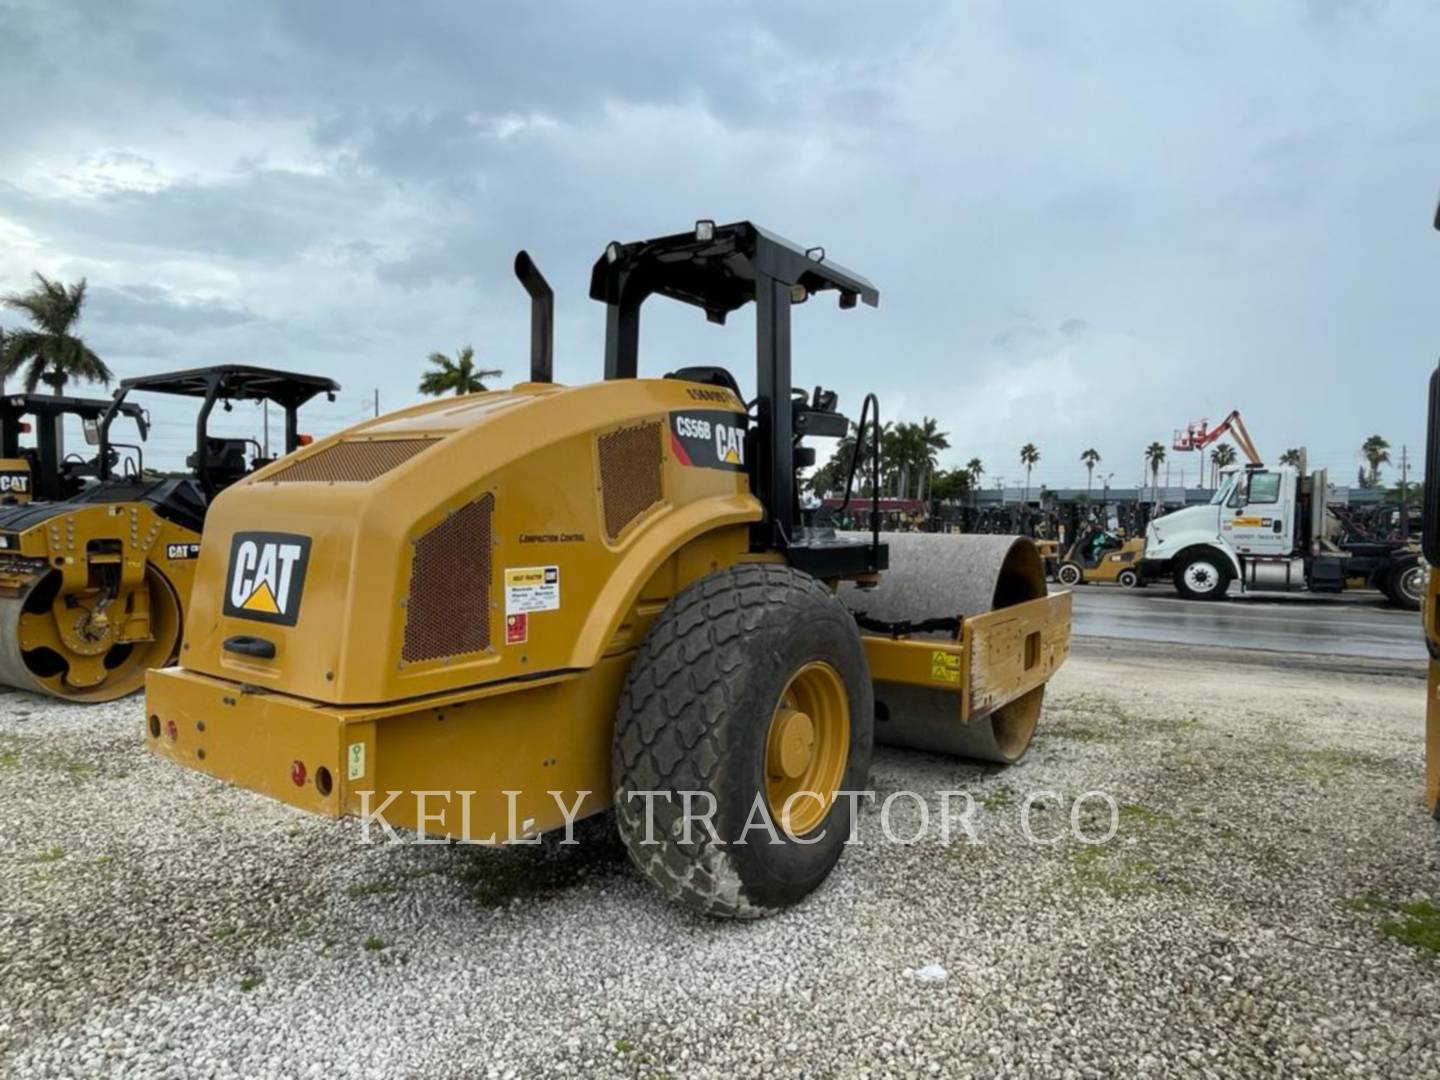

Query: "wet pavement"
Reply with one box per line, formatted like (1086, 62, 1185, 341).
(1064, 582, 1425, 661)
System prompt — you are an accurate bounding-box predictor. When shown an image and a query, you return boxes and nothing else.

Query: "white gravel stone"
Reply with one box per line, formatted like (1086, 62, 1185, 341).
(0, 644, 1437, 1078)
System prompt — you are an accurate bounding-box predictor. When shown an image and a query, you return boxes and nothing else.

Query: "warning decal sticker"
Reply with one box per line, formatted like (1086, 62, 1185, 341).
(930, 650, 962, 684)
(504, 565, 560, 616)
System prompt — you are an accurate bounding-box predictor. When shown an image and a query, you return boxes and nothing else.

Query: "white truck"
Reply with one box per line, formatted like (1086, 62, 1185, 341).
(1139, 464, 1424, 609)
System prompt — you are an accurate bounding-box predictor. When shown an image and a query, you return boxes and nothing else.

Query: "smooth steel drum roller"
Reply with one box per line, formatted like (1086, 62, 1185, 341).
(841, 533, 1049, 763)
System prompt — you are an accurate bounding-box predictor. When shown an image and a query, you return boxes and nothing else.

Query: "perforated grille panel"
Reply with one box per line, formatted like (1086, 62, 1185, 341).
(265, 438, 438, 484)
(598, 421, 663, 540)
(402, 494, 493, 663)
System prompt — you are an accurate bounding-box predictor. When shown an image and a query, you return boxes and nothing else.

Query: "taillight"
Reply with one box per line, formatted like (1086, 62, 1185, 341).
(291, 760, 307, 787)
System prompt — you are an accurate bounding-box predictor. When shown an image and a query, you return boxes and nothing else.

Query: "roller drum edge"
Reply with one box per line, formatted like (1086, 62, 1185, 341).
(0, 586, 49, 696)
(837, 533, 1050, 764)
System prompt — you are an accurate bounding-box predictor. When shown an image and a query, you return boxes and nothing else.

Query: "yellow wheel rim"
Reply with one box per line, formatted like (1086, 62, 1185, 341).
(764, 661, 850, 835)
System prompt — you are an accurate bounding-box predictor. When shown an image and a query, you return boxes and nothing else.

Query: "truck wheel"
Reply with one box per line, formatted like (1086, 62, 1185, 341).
(612, 563, 874, 919)
(1386, 559, 1425, 611)
(1116, 568, 1140, 589)
(1173, 551, 1231, 601)
(1055, 562, 1084, 587)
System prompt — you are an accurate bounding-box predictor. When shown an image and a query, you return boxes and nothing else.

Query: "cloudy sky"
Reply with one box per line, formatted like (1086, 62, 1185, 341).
(1, 0, 1436, 487)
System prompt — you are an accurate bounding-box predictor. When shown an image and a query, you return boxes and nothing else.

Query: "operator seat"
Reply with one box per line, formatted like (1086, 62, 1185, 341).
(187, 437, 251, 489)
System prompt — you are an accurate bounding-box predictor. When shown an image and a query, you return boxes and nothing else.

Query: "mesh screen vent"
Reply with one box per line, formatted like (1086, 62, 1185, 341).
(266, 438, 438, 484)
(402, 494, 493, 663)
(598, 421, 663, 540)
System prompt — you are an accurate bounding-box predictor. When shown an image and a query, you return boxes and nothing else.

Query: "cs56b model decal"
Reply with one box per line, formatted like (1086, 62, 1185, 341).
(223, 532, 312, 626)
(669, 410, 747, 472)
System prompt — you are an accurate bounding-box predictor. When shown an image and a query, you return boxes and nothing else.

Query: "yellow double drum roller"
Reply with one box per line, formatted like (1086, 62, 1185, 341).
(147, 222, 1071, 916)
(0, 366, 337, 702)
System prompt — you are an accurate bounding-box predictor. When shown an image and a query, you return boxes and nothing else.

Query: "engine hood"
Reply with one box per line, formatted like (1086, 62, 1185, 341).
(1146, 504, 1220, 551)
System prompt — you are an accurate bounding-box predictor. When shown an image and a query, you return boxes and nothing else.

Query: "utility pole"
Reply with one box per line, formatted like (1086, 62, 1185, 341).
(373, 388, 380, 418)
(1400, 444, 1410, 539)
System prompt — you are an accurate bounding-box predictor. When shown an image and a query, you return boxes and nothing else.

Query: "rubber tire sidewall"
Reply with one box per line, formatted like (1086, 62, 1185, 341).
(613, 564, 874, 917)
(1388, 560, 1424, 612)
(1056, 563, 1084, 587)
(1117, 568, 1140, 589)
(1173, 551, 1231, 601)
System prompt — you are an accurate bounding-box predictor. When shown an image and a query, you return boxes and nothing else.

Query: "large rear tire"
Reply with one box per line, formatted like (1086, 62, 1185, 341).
(1173, 550, 1231, 601)
(612, 563, 874, 919)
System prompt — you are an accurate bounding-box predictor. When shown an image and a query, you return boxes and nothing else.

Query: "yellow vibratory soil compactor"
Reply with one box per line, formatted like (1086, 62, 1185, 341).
(146, 222, 1071, 917)
(0, 366, 337, 702)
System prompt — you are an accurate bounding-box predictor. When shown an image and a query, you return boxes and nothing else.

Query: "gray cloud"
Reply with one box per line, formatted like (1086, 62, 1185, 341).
(0, 0, 1434, 484)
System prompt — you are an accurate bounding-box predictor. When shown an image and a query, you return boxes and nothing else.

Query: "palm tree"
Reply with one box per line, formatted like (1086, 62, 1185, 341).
(0, 274, 112, 393)
(1360, 435, 1390, 488)
(1209, 443, 1237, 487)
(1145, 441, 1166, 503)
(1080, 448, 1101, 493)
(1019, 443, 1039, 503)
(418, 345, 503, 397)
(1278, 448, 1303, 467)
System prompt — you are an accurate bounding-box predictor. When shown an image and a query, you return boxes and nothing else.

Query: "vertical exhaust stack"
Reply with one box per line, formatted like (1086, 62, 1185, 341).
(514, 251, 554, 383)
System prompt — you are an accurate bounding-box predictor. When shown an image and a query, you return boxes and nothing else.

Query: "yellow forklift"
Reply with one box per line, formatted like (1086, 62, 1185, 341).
(0, 366, 337, 702)
(146, 222, 1071, 917)
(1053, 525, 1146, 588)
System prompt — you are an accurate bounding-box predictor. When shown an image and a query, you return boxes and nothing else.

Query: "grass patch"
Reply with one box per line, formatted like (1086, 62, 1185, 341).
(239, 974, 263, 992)
(362, 935, 386, 952)
(1053, 725, 1116, 743)
(1072, 846, 1160, 898)
(980, 786, 1014, 811)
(614, 1039, 636, 1054)
(0, 750, 18, 769)
(1348, 895, 1440, 953)
(453, 833, 623, 908)
(346, 866, 438, 900)
(28, 844, 64, 864)
(1118, 803, 1175, 829)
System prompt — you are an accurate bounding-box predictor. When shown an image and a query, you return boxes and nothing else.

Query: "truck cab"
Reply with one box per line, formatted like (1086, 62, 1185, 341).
(1142, 464, 1421, 607)
(1140, 465, 1299, 599)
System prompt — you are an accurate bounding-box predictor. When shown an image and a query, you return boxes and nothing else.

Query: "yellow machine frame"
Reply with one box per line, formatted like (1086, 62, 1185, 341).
(148, 377, 1071, 842)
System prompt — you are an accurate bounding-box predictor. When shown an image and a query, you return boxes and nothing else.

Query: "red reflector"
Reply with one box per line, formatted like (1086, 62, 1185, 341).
(297, 433, 314, 446)
(291, 759, 307, 787)
(165, 719, 178, 742)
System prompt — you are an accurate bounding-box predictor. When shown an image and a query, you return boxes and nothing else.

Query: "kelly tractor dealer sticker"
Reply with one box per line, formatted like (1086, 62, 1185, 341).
(504, 564, 560, 645)
(669, 410, 747, 471)
(223, 531, 312, 627)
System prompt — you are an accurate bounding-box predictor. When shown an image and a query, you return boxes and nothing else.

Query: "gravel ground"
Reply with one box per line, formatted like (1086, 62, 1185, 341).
(2, 645, 1438, 1079)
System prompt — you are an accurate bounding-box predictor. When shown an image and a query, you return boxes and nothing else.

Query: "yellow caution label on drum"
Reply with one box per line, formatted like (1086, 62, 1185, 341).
(930, 650, 962, 683)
